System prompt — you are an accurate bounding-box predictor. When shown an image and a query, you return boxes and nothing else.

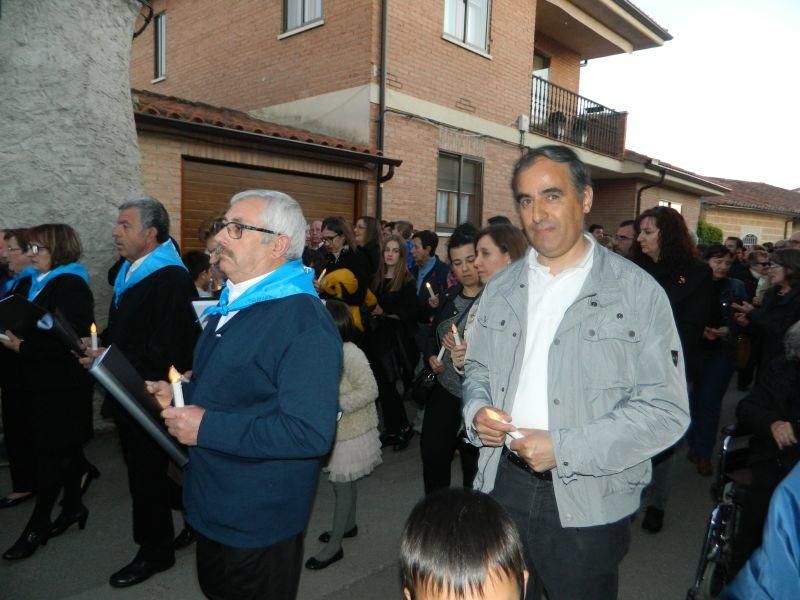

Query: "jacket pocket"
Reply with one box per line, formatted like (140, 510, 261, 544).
(581, 322, 640, 390)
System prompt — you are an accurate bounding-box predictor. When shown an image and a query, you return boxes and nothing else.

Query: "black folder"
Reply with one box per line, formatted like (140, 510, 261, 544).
(0, 294, 46, 333)
(90, 345, 189, 467)
(36, 308, 86, 355)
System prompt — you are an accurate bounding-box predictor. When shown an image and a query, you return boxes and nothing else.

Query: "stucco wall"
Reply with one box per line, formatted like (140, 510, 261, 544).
(0, 0, 143, 324)
(700, 207, 794, 243)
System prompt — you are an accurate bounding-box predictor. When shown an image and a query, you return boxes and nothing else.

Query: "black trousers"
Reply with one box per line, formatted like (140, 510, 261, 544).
(420, 383, 479, 495)
(1, 386, 36, 492)
(373, 354, 410, 435)
(491, 458, 631, 600)
(114, 415, 175, 561)
(196, 532, 304, 600)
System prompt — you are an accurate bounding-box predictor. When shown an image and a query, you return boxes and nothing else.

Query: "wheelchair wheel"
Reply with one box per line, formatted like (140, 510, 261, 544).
(700, 559, 730, 598)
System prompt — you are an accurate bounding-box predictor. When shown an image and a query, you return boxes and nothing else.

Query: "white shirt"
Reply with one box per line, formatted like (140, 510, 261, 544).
(510, 235, 595, 431)
(215, 271, 272, 331)
(125, 250, 154, 282)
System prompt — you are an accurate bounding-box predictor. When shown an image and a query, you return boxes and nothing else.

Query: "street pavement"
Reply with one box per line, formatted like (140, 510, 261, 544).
(0, 386, 745, 600)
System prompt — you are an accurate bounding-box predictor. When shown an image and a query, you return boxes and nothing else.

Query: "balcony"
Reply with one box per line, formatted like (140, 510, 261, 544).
(530, 76, 626, 157)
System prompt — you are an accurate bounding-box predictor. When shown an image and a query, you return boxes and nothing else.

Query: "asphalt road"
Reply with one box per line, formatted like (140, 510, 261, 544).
(0, 387, 744, 600)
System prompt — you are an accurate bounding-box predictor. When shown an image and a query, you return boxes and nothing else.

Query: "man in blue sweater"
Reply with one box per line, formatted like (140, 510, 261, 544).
(148, 190, 342, 600)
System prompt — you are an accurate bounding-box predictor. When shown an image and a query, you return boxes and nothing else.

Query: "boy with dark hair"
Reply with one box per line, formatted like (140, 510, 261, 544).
(400, 488, 528, 600)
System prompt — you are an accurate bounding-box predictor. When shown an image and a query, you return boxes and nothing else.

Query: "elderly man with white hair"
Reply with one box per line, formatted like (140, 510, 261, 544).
(148, 190, 342, 600)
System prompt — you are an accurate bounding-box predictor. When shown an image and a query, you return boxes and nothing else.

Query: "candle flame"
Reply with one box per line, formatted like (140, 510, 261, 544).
(168, 366, 181, 384)
(90, 323, 97, 334)
(485, 408, 503, 421)
(451, 323, 458, 334)
(318, 268, 327, 281)
(426, 282, 433, 290)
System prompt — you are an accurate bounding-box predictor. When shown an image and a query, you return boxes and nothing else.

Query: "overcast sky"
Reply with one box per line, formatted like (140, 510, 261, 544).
(579, 0, 800, 190)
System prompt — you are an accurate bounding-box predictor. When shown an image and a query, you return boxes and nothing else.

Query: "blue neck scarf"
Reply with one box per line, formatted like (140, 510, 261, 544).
(28, 263, 90, 301)
(202, 259, 317, 319)
(4, 266, 37, 294)
(114, 240, 186, 305)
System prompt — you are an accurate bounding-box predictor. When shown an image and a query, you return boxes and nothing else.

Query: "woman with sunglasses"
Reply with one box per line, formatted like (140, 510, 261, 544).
(1, 224, 95, 560)
(732, 248, 800, 379)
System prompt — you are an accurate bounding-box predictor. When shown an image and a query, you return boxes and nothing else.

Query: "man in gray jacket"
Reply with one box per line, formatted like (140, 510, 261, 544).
(463, 145, 690, 600)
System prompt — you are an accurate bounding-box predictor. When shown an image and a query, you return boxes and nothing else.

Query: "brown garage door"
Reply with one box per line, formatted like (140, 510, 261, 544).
(181, 158, 359, 252)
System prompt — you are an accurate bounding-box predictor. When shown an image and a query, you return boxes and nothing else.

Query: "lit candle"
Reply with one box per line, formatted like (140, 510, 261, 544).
(169, 366, 185, 408)
(425, 282, 435, 299)
(90, 323, 98, 351)
(485, 407, 523, 439)
(451, 323, 461, 347)
(317, 268, 327, 283)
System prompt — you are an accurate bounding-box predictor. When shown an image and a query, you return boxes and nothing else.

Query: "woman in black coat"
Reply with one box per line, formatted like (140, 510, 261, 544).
(1, 224, 95, 560)
(354, 216, 382, 283)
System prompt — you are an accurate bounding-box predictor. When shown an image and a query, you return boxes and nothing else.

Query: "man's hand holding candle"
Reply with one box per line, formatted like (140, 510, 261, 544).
(474, 407, 518, 447)
(510, 429, 556, 473)
(161, 405, 205, 446)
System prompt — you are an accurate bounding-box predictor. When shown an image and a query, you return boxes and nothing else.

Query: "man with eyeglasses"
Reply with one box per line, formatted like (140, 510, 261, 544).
(147, 190, 342, 600)
(614, 220, 636, 258)
(80, 197, 199, 588)
(0, 230, 10, 294)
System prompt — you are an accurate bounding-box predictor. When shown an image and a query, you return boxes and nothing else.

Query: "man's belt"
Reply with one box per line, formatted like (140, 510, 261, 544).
(502, 447, 553, 482)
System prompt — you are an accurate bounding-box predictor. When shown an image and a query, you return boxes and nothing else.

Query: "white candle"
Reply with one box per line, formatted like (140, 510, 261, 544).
(90, 323, 98, 351)
(485, 407, 523, 439)
(317, 268, 327, 283)
(436, 345, 446, 361)
(451, 323, 461, 346)
(425, 282, 435, 299)
(169, 366, 185, 408)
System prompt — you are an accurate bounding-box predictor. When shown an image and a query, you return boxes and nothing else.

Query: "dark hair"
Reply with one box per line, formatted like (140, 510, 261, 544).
(703, 244, 733, 261)
(356, 215, 381, 247)
(3, 228, 30, 249)
(725, 236, 744, 250)
(632, 206, 697, 270)
(28, 223, 83, 268)
(487, 215, 512, 226)
(772, 248, 800, 287)
(476, 224, 528, 261)
(413, 230, 439, 256)
(119, 197, 171, 243)
(447, 223, 478, 260)
(182, 250, 211, 281)
(619, 219, 635, 228)
(588, 224, 604, 233)
(747, 250, 769, 265)
(395, 220, 414, 240)
(198, 214, 225, 243)
(321, 216, 357, 251)
(763, 242, 774, 252)
(400, 489, 526, 600)
(511, 144, 592, 201)
(324, 299, 356, 343)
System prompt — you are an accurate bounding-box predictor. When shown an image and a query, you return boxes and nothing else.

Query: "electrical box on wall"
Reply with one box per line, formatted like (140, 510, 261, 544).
(517, 114, 530, 131)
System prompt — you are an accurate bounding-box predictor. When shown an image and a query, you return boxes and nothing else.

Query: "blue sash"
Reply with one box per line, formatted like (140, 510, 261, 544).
(113, 240, 186, 305)
(4, 266, 36, 294)
(202, 259, 317, 318)
(28, 263, 90, 301)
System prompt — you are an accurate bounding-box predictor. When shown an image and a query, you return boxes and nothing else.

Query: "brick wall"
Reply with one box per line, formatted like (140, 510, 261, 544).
(589, 178, 638, 231)
(700, 207, 792, 243)
(534, 33, 580, 92)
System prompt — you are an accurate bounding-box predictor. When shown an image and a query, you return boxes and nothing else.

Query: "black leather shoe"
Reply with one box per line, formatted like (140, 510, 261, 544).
(304, 548, 343, 570)
(3, 528, 48, 560)
(109, 556, 175, 588)
(0, 493, 34, 509)
(641, 507, 664, 533)
(318, 525, 358, 543)
(173, 525, 197, 550)
(49, 506, 89, 538)
(393, 428, 415, 452)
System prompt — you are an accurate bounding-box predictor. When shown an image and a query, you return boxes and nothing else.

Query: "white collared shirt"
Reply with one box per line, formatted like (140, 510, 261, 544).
(510, 235, 595, 431)
(125, 250, 154, 282)
(215, 271, 273, 331)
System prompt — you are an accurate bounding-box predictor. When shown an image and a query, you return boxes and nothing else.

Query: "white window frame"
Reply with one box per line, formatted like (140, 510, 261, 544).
(152, 12, 166, 82)
(283, 0, 323, 34)
(436, 152, 483, 233)
(443, 0, 491, 54)
(658, 200, 682, 214)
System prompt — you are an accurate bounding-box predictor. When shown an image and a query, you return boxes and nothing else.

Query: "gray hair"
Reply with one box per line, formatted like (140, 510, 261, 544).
(119, 196, 170, 243)
(785, 321, 800, 360)
(230, 190, 307, 260)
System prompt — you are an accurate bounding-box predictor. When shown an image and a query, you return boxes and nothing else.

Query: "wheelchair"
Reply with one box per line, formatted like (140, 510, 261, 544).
(686, 424, 753, 599)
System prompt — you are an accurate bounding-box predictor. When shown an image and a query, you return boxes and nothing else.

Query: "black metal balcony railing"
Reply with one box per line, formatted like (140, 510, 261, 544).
(530, 75, 624, 157)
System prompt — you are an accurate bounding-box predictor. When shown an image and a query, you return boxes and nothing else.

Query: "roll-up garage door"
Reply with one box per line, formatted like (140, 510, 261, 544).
(181, 158, 358, 252)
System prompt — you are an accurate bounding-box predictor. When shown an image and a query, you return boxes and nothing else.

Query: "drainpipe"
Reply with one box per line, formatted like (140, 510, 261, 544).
(375, 0, 388, 221)
(635, 163, 666, 217)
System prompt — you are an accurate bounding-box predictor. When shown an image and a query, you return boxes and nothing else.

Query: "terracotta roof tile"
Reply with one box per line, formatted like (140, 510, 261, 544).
(701, 178, 800, 217)
(132, 88, 384, 156)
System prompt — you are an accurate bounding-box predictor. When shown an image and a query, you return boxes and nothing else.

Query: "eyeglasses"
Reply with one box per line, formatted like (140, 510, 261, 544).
(218, 220, 278, 240)
(321, 234, 341, 244)
(26, 244, 48, 255)
(755, 261, 771, 267)
(614, 235, 634, 242)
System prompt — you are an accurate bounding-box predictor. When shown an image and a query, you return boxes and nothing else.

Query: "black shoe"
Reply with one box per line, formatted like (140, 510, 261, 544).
(3, 528, 49, 560)
(0, 492, 34, 509)
(80, 464, 101, 496)
(49, 506, 89, 538)
(304, 548, 344, 570)
(173, 525, 197, 550)
(318, 525, 358, 543)
(641, 507, 664, 533)
(380, 432, 400, 449)
(393, 427, 415, 452)
(109, 556, 175, 588)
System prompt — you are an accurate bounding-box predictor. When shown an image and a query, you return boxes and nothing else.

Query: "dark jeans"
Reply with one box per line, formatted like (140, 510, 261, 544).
(420, 383, 478, 495)
(115, 415, 175, 562)
(687, 350, 736, 460)
(1, 386, 36, 492)
(491, 458, 631, 600)
(196, 532, 304, 600)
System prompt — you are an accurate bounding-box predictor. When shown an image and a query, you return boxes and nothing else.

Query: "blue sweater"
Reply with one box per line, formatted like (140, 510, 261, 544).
(182, 294, 342, 548)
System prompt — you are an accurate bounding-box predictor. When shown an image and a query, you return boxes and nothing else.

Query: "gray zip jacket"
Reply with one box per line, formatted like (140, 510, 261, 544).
(463, 244, 690, 527)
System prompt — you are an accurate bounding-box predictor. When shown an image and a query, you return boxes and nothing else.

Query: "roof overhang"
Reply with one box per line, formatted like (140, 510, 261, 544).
(700, 201, 800, 220)
(536, 0, 672, 59)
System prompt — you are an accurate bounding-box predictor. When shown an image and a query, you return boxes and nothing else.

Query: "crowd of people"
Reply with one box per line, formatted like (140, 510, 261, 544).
(0, 143, 798, 599)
